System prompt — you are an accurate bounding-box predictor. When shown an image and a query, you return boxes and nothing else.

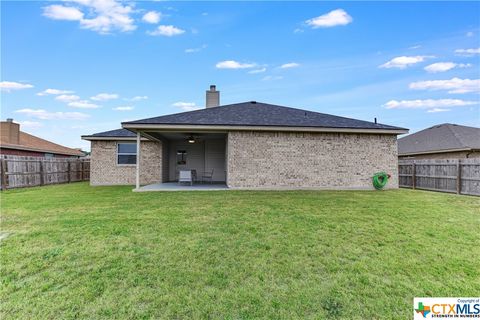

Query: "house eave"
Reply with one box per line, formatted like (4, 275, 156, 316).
(121, 123, 408, 135)
(0, 143, 83, 156)
(81, 136, 150, 141)
(398, 147, 477, 156)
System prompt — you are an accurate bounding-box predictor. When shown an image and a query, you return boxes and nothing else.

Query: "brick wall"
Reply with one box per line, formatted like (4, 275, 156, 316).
(226, 131, 399, 190)
(90, 140, 162, 186)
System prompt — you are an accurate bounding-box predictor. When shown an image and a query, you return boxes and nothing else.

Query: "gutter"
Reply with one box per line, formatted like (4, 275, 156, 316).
(0, 143, 83, 156)
(121, 123, 409, 135)
(81, 136, 150, 141)
(398, 148, 476, 156)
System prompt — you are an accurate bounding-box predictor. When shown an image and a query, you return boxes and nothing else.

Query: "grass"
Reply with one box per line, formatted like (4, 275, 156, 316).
(1, 182, 479, 319)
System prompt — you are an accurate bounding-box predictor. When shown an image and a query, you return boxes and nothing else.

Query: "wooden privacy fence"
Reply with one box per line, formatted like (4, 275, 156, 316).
(399, 159, 480, 196)
(0, 155, 90, 190)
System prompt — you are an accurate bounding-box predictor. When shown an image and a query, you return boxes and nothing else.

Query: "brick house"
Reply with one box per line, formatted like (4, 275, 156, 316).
(82, 86, 408, 190)
(1, 119, 84, 158)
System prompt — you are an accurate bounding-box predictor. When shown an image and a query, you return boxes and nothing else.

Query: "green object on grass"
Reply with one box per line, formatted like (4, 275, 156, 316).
(372, 172, 389, 190)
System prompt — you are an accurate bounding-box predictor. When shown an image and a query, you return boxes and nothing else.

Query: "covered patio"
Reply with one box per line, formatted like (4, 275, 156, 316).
(133, 130, 228, 190)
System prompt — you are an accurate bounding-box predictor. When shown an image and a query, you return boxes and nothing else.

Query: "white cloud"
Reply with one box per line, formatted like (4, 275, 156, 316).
(0, 81, 34, 92)
(424, 62, 471, 73)
(91, 93, 118, 101)
(248, 67, 267, 74)
(147, 25, 185, 36)
(37, 88, 73, 96)
(55, 94, 80, 102)
(43, 0, 136, 34)
(306, 9, 352, 28)
(455, 48, 480, 56)
(262, 75, 283, 81)
(142, 11, 161, 24)
(18, 121, 44, 129)
(427, 108, 450, 113)
(113, 106, 134, 111)
(185, 44, 207, 53)
(294, 28, 304, 33)
(15, 108, 90, 120)
(68, 100, 100, 109)
(43, 5, 84, 21)
(379, 56, 432, 69)
(409, 78, 480, 94)
(280, 62, 300, 69)
(128, 95, 148, 101)
(466, 31, 474, 37)
(216, 60, 256, 69)
(383, 99, 477, 110)
(172, 102, 201, 111)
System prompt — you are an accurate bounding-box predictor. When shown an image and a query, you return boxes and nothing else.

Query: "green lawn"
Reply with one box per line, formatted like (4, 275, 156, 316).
(1, 183, 479, 319)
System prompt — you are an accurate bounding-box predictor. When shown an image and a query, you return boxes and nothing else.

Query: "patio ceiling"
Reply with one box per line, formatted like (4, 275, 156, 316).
(143, 131, 227, 141)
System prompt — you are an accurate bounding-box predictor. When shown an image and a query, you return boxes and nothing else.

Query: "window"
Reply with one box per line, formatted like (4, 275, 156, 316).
(117, 143, 137, 165)
(44, 153, 54, 158)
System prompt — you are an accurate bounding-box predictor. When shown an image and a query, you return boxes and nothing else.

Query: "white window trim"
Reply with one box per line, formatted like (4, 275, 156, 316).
(116, 142, 137, 166)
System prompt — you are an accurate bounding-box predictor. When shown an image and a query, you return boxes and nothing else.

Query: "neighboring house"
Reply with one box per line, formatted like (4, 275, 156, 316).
(398, 123, 480, 160)
(0, 119, 84, 158)
(82, 86, 408, 190)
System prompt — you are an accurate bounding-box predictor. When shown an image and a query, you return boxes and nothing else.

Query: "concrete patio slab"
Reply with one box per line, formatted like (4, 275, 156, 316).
(134, 182, 228, 192)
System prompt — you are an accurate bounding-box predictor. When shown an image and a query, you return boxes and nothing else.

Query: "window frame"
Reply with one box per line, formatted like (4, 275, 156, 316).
(116, 142, 137, 166)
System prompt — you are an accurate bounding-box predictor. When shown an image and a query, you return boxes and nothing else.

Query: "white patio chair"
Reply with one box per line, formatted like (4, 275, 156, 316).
(178, 170, 193, 186)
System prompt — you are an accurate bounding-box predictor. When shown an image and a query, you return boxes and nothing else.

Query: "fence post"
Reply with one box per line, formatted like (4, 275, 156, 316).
(0, 159, 7, 191)
(67, 161, 71, 183)
(39, 160, 45, 186)
(412, 162, 416, 190)
(80, 160, 84, 181)
(456, 160, 461, 194)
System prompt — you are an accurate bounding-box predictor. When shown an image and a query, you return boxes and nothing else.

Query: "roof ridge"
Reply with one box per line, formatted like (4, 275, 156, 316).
(447, 124, 470, 149)
(122, 101, 405, 130)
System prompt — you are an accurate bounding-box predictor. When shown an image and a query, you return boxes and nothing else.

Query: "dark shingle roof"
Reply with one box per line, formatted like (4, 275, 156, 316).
(398, 123, 480, 155)
(84, 128, 136, 138)
(123, 101, 406, 130)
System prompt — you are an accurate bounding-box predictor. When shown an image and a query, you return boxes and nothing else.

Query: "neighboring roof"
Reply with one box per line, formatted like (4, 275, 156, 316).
(122, 101, 407, 131)
(1, 131, 85, 156)
(398, 123, 480, 155)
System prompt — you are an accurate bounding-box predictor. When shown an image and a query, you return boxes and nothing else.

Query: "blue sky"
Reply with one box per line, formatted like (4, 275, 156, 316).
(2, 1, 479, 151)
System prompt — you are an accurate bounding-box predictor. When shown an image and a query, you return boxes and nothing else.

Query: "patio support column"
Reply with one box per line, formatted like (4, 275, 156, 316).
(136, 132, 141, 189)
